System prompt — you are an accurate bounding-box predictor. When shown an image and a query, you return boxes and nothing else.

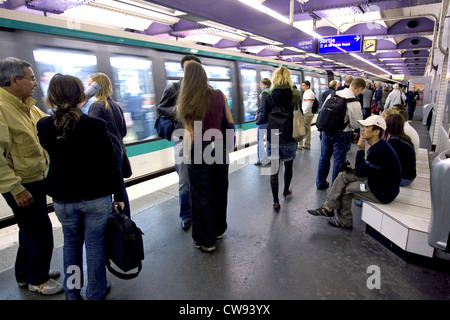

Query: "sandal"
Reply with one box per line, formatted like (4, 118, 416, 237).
(307, 206, 334, 217)
(273, 203, 280, 212)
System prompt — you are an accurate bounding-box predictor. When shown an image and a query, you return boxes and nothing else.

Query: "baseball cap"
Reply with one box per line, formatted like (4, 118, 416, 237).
(358, 115, 386, 131)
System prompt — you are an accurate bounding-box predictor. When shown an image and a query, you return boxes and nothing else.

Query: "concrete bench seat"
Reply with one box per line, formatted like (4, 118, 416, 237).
(361, 148, 435, 257)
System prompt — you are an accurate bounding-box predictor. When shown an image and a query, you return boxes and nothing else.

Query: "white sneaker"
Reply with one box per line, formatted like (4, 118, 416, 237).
(28, 278, 63, 295)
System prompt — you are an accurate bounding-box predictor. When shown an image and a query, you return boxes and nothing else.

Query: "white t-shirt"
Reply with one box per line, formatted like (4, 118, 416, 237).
(302, 89, 315, 115)
(404, 122, 420, 156)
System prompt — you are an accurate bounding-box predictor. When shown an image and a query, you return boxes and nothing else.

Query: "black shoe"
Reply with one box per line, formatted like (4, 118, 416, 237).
(254, 162, 262, 166)
(307, 206, 334, 217)
(317, 182, 330, 190)
(327, 217, 352, 229)
(181, 218, 192, 231)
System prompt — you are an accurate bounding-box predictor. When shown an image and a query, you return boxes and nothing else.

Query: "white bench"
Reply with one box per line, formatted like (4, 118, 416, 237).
(361, 148, 435, 257)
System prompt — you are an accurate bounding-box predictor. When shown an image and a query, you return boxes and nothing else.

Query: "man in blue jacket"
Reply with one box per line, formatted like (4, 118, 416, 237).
(307, 115, 401, 229)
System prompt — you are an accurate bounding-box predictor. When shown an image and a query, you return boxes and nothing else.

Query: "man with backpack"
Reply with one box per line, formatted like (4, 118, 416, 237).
(314, 78, 366, 190)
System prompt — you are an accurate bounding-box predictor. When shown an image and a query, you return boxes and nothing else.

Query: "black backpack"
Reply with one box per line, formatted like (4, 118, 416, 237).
(312, 98, 320, 114)
(105, 207, 144, 280)
(316, 92, 357, 135)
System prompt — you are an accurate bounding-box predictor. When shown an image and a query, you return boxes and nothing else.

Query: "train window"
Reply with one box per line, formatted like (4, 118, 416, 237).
(261, 70, 272, 80)
(320, 77, 328, 97)
(32, 48, 97, 113)
(312, 77, 320, 98)
(110, 55, 156, 143)
(291, 74, 301, 88)
(241, 68, 258, 122)
(164, 61, 183, 79)
(205, 65, 233, 113)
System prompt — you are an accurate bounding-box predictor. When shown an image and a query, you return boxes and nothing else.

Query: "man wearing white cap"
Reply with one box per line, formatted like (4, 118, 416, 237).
(307, 115, 401, 229)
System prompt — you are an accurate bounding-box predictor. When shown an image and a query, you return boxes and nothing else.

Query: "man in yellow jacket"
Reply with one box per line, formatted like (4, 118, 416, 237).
(0, 57, 62, 295)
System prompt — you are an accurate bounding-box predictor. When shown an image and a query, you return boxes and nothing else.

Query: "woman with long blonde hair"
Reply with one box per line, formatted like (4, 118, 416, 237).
(177, 61, 234, 252)
(261, 66, 297, 212)
(87, 72, 130, 217)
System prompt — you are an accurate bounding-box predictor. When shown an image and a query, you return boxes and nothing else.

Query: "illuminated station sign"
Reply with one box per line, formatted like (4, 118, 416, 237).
(318, 34, 362, 54)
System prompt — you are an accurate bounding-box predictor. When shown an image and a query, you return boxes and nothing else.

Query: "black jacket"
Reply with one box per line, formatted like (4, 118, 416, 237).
(156, 80, 183, 130)
(355, 139, 401, 204)
(262, 86, 295, 144)
(37, 114, 124, 202)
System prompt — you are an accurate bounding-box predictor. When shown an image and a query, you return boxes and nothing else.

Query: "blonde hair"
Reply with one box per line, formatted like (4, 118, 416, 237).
(89, 72, 113, 109)
(176, 61, 213, 126)
(270, 66, 292, 89)
(381, 107, 399, 119)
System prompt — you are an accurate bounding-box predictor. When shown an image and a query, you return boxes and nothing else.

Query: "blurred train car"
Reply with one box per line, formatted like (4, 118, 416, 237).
(0, 9, 336, 223)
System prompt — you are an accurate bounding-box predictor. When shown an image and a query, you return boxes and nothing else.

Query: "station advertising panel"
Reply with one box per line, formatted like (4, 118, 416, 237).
(318, 34, 362, 54)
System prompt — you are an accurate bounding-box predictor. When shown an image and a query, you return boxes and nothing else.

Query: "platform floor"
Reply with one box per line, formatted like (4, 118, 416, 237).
(0, 115, 449, 301)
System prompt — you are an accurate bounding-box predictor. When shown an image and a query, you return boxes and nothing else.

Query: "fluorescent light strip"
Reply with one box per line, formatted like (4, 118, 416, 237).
(238, 0, 290, 23)
(350, 53, 393, 75)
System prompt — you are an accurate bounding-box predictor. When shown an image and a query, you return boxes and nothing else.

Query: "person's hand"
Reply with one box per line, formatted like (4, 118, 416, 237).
(357, 136, 366, 151)
(14, 189, 34, 207)
(114, 201, 125, 210)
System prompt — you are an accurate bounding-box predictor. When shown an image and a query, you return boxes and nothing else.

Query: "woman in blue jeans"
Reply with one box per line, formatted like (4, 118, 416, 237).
(37, 74, 124, 300)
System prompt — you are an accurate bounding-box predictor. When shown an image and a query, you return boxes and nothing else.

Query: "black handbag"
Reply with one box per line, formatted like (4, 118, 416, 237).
(105, 207, 144, 280)
(155, 114, 175, 141)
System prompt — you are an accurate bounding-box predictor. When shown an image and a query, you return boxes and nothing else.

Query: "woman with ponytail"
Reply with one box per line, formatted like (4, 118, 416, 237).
(37, 74, 124, 300)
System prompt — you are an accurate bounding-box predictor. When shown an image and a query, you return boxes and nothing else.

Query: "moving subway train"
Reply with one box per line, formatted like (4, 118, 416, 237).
(0, 9, 351, 223)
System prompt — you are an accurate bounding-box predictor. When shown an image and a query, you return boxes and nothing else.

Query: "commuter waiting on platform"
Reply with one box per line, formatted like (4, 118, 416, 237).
(384, 83, 406, 109)
(176, 61, 233, 253)
(261, 66, 297, 212)
(37, 74, 125, 300)
(406, 86, 420, 120)
(255, 77, 271, 167)
(315, 77, 365, 190)
(382, 105, 420, 156)
(307, 115, 401, 229)
(0, 57, 63, 296)
(87, 72, 131, 217)
(383, 113, 416, 186)
(298, 80, 315, 150)
(157, 54, 202, 232)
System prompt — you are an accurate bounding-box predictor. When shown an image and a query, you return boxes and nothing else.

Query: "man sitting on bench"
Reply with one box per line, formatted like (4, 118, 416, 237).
(307, 115, 402, 229)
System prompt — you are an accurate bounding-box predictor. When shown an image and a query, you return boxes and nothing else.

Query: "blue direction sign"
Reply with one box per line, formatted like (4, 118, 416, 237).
(318, 34, 362, 54)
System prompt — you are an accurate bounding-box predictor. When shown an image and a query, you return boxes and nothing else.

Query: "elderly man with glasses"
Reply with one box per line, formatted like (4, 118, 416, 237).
(0, 57, 62, 295)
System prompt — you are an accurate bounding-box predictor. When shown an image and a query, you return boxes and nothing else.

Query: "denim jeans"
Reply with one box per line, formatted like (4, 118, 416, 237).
(257, 123, 269, 164)
(174, 140, 192, 221)
(316, 131, 351, 189)
(53, 195, 112, 300)
(2, 179, 53, 286)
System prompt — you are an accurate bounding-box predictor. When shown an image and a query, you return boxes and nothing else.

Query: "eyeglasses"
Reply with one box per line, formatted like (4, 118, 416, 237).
(15, 76, 37, 82)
